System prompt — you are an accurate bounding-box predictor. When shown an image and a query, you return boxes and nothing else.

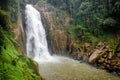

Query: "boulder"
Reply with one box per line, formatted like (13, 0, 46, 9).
(108, 52, 113, 59)
(96, 42, 105, 50)
(89, 49, 102, 63)
(98, 58, 105, 63)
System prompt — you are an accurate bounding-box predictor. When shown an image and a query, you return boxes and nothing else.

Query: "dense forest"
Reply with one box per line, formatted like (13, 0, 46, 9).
(45, 0, 120, 38)
(0, 0, 120, 79)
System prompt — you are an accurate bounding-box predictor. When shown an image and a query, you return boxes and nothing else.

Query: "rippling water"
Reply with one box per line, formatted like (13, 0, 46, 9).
(39, 56, 120, 80)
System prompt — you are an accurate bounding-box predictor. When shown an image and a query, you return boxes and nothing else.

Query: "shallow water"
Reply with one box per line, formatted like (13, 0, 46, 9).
(39, 56, 120, 80)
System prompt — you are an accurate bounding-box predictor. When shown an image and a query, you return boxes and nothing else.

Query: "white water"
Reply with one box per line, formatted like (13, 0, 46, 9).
(25, 4, 53, 62)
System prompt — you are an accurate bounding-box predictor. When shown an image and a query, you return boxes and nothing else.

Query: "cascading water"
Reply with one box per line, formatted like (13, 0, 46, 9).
(25, 4, 52, 62)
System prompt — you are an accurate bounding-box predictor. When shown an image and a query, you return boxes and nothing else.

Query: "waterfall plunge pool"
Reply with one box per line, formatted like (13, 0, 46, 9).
(39, 56, 120, 80)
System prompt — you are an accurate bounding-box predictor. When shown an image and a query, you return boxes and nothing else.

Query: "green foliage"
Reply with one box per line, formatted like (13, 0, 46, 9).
(0, 0, 10, 10)
(80, 1, 93, 12)
(0, 0, 40, 23)
(68, 24, 98, 46)
(104, 37, 120, 58)
(103, 17, 117, 27)
(20, 0, 39, 4)
(83, 32, 98, 44)
(112, 1, 120, 23)
(0, 0, 20, 23)
(9, 0, 20, 22)
(0, 10, 10, 31)
(46, 0, 120, 36)
(68, 25, 86, 36)
(105, 37, 119, 50)
(0, 30, 41, 80)
(1, 32, 18, 63)
(39, 0, 46, 3)
(0, 28, 4, 55)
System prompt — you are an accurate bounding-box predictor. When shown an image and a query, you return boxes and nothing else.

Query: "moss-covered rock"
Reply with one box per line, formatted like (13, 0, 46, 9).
(0, 30, 42, 80)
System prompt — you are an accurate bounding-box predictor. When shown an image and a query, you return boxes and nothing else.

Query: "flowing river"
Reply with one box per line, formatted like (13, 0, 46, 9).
(25, 4, 120, 80)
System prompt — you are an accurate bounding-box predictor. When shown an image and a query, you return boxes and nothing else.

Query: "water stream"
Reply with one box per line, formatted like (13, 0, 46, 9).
(25, 4, 52, 62)
(25, 4, 120, 80)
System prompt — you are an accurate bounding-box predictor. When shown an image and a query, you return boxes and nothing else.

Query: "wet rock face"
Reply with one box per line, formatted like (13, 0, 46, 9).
(35, 3, 71, 54)
(51, 30, 67, 54)
(13, 14, 25, 55)
(68, 42, 92, 61)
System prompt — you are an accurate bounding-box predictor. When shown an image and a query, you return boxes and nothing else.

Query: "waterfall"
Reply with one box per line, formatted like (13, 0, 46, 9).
(25, 4, 52, 62)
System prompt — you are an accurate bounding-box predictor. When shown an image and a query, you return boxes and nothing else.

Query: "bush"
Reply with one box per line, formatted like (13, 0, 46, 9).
(0, 10, 10, 31)
(103, 17, 117, 27)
